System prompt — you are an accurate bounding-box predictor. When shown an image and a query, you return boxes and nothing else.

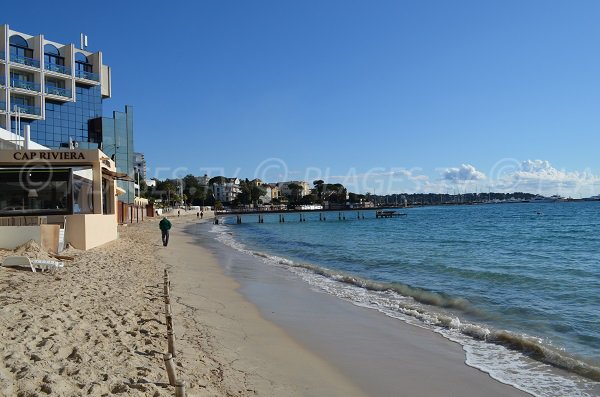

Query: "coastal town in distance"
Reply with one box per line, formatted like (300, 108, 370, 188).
(143, 173, 600, 213)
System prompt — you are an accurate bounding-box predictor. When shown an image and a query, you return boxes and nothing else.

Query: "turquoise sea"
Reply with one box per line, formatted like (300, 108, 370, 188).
(211, 202, 600, 397)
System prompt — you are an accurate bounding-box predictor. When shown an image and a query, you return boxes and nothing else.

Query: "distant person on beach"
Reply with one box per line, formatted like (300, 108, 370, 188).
(197, 212, 200, 219)
(178, 210, 180, 217)
(159, 216, 172, 247)
(200, 211, 204, 219)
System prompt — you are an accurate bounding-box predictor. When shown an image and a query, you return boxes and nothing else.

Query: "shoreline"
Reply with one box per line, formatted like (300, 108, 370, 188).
(170, 216, 531, 396)
(0, 213, 583, 395)
(159, 215, 369, 396)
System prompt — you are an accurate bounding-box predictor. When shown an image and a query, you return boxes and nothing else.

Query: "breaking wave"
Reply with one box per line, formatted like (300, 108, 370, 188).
(210, 223, 600, 396)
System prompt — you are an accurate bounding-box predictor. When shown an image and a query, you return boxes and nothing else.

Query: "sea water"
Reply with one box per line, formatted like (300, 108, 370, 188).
(211, 201, 600, 397)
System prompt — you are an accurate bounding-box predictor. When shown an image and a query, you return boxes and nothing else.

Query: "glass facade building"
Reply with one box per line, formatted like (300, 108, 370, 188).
(13, 85, 103, 149)
(89, 106, 135, 203)
(1, 25, 136, 205)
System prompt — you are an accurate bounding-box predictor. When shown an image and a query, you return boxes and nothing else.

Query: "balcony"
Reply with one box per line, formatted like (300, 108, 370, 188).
(10, 54, 40, 68)
(10, 79, 41, 92)
(45, 85, 72, 98)
(45, 63, 71, 76)
(12, 104, 41, 116)
(0, 101, 5, 112)
(75, 69, 99, 82)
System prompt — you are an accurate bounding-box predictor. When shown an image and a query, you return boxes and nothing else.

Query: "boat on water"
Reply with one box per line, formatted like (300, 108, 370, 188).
(526, 195, 563, 203)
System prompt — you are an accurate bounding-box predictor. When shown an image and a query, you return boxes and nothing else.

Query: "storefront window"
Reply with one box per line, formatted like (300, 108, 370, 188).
(72, 167, 94, 214)
(0, 168, 71, 215)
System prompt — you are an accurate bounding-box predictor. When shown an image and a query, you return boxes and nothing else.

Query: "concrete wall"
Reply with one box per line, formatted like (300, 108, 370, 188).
(0, 224, 60, 252)
(65, 214, 117, 250)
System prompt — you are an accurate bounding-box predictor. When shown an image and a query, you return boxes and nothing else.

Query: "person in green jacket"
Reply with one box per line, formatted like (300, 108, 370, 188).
(159, 216, 172, 247)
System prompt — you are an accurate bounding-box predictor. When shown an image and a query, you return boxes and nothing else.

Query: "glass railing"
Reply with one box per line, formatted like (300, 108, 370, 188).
(10, 54, 40, 68)
(45, 63, 71, 75)
(13, 104, 41, 116)
(10, 79, 41, 92)
(45, 85, 72, 98)
(0, 101, 6, 111)
(75, 69, 99, 81)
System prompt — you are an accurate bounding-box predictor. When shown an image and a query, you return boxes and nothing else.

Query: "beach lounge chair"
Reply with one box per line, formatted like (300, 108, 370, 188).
(1, 256, 64, 273)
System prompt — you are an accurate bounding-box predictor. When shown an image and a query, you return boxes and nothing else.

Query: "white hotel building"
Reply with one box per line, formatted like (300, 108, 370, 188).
(0, 24, 111, 131)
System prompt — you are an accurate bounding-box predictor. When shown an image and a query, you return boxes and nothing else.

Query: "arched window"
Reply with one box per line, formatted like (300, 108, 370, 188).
(44, 44, 60, 55)
(9, 35, 34, 64)
(75, 52, 88, 63)
(44, 44, 65, 71)
(75, 52, 93, 78)
(9, 35, 28, 48)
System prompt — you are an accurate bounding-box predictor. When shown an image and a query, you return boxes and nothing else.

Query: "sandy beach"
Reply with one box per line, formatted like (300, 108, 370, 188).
(0, 214, 531, 396)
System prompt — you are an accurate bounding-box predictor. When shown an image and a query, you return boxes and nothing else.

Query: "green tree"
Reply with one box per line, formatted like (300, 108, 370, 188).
(251, 185, 267, 205)
(287, 183, 302, 203)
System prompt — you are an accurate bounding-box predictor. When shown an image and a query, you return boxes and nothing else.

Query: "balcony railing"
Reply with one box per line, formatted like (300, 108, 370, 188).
(10, 79, 41, 92)
(45, 85, 72, 98)
(0, 101, 6, 111)
(75, 69, 99, 81)
(12, 104, 41, 116)
(10, 54, 40, 68)
(45, 63, 71, 75)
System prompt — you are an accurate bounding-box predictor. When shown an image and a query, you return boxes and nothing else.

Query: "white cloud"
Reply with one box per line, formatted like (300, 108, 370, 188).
(442, 164, 486, 181)
(491, 159, 600, 196)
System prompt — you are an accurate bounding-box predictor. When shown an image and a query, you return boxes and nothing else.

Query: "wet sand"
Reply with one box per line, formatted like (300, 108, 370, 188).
(169, 217, 531, 396)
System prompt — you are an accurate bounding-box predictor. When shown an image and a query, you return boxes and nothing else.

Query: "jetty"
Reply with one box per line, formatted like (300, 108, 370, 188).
(214, 209, 408, 224)
(375, 210, 407, 218)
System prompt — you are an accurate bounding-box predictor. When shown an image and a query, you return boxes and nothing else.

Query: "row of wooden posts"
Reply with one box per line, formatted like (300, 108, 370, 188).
(163, 269, 186, 397)
(220, 211, 368, 225)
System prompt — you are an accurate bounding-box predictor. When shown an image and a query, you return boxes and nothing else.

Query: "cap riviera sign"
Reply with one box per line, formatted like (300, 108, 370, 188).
(12, 151, 87, 161)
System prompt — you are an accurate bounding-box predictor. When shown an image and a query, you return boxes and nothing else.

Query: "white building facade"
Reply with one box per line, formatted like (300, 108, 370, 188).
(212, 178, 241, 203)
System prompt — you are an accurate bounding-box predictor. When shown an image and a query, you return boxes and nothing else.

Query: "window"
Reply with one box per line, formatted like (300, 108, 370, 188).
(46, 78, 65, 89)
(9, 35, 33, 60)
(44, 44, 65, 68)
(75, 52, 93, 76)
(72, 167, 94, 213)
(10, 71, 33, 82)
(0, 168, 72, 215)
(10, 94, 33, 107)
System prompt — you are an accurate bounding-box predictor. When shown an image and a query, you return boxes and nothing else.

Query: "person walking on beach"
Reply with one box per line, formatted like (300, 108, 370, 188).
(200, 211, 204, 219)
(159, 216, 172, 247)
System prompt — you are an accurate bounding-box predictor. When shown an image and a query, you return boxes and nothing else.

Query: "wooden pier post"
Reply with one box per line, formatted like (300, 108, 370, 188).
(163, 353, 177, 386)
(175, 380, 186, 397)
(167, 329, 176, 357)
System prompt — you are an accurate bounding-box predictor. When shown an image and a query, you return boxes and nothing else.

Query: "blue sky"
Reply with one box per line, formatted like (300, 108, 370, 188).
(5, 1, 600, 196)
